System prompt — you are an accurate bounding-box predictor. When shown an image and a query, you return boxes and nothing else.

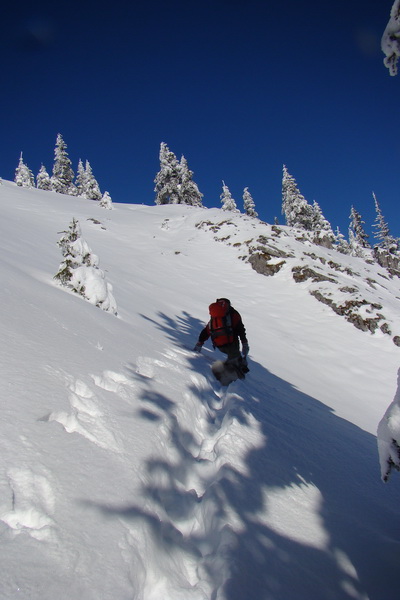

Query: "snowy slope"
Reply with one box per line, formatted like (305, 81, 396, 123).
(1, 180, 400, 600)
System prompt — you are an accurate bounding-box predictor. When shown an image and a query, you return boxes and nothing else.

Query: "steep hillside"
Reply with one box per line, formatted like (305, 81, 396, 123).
(1, 180, 400, 600)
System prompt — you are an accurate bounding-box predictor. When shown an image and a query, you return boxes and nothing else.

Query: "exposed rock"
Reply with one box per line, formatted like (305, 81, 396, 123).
(292, 266, 337, 284)
(248, 253, 285, 276)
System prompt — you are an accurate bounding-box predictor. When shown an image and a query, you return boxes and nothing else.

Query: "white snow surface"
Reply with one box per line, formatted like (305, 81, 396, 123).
(1, 180, 400, 600)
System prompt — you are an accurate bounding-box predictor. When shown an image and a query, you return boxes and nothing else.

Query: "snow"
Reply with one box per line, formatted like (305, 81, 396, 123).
(0, 180, 400, 600)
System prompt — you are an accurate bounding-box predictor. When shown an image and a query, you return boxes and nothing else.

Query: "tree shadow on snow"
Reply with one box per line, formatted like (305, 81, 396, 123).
(88, 311, 400, 600)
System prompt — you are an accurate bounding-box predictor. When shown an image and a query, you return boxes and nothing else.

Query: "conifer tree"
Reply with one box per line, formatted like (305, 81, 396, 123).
(54, 218, 117, 314)
(154, 142, 180, 205)
(99, 191, 113, 210)
(243, 187, 258, 217)
(36, 164, 52, 190)
(349, 206, 370, 249)
(15, 153, 34, 188)
(335, 227, 350, 254)
(281, 165, 314, 230)
(220, 181, 239, 212)
(51, 134, 76, 195)
(83, 161, 102, 200)
(179, 156, 203, 206)
(311, 200, 335, 247)
(372, 193, 397, 251)
(75, 159, 86, 197)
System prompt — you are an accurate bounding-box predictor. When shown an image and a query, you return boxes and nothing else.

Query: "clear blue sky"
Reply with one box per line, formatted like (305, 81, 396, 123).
(1, 0, 399, 239)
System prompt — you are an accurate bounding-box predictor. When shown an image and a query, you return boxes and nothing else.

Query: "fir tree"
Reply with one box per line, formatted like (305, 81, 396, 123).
(99, 191, 113, 210)
(372, 193, 396, 251)
(349, 206, 370, 249)
(335, 226, 350, 254)
(75, 159, 86, 197)
(220, 181, 238, 212)
(311, 200, 335, 247)
(36, 164, 52, 190)
(54, 218, 117, 314)
(179, 156, 203, 206)
(83, 161, 102, 200)
(243, 187, 258, 217)
(51, 134, 76, 195)
(15, 153, 34, 188)
(281, 165, 314, 230)
(154, 142, 180, 205)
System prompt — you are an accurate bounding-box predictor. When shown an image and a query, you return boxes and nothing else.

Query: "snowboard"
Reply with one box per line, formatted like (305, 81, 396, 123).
(211, 358, 249, 387)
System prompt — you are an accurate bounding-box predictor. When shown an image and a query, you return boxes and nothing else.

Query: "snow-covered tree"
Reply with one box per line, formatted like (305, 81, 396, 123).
(281, 165, 314, 230)
(243, 187, 258, 217)
(179, 156, 203, 206)
(382, 0, 400, 76)
(335, 226, 350, 254)
(372, 193, 397, 251)
(75, 159, 86, 197)
(220, 181, 238, 212)
(372, 193, 400, 274)
(75, 159, 101, 200)
(311, 200, 335, 247)
(54, 218, 117, 314)
(15, 153, 34, 188)
(154, 142, 181, 205)
(83, 160, 102, 201)
(154, 143, 203, 206)
(99, 191, 113, 210)
(36, 164, 52, 190)
(51, 134, 76, 195)
(349, 206, 370, 249)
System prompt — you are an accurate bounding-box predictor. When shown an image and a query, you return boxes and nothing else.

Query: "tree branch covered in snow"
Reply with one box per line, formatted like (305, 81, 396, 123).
(382, 0, 400, 75)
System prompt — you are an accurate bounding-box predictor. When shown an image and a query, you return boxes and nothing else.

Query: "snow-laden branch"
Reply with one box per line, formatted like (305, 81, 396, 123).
(382, 0, 400, 75)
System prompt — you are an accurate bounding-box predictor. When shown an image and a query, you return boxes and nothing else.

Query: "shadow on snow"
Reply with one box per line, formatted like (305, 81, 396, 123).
(88, 311, 400, 600)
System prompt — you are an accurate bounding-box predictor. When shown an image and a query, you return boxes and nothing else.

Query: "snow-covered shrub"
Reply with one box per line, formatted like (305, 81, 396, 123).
(54, 218, 117, 315)
(99, 191, 113, 209)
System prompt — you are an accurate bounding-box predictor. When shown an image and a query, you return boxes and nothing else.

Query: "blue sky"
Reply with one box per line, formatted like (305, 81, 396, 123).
(1, 0, 399, 239)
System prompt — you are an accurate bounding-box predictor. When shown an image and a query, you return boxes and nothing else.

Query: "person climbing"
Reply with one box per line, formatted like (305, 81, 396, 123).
(193, 298, 249, 378)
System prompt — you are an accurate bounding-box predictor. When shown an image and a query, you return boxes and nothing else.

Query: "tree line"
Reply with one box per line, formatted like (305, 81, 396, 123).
(15, 134, 113, 209)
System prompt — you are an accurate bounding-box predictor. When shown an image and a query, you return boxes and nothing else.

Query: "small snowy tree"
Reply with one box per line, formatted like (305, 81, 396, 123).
(15, 153, 34, 188)
(83, 160, 102, 201)
(349, 206, 370, 249)
(281, 165, 314, 230)
(311, 200, 335, 247)
(335, 227, 350, 254)
(51, 134, 76, 196)
(372, 193, 397, 251)
(220, 181, 238, 212)
(36, 164, 52, 190)
(179, 156, 203, 206)
(99, 191, 113, 210)
(243, 187, 258, 217)
(75, 159, 86, 197)
(54, 218, 117, 314)
(372, 193, 400, 274)
(154, 142, 180, 205)
(382, 0, 400, 75)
